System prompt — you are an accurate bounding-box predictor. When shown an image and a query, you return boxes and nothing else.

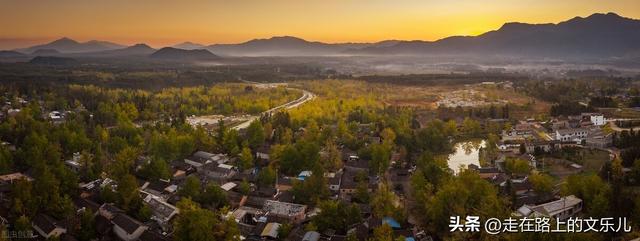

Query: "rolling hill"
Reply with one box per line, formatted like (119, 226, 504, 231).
(80, 43, 156, 57)
(0, 50, 26, 58)
(30, 49, 61, 56)
(149, 47, 219, 60)
(29, 56, 78, 65)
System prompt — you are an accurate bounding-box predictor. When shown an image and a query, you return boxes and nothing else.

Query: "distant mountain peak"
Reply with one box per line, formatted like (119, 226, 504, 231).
(130, 43, 152, 48)
(247, 36, 309, 44)
(498, 22, 527, 29)
(564, 12, 629, 25)
(172, 41, 206, 50)
(595, 12, 622, 18)
(51, 37, 79, 44)
(270, 36, 306, 41)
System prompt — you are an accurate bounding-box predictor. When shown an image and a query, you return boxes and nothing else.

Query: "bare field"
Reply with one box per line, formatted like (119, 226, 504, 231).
(376, 83, 551, 118)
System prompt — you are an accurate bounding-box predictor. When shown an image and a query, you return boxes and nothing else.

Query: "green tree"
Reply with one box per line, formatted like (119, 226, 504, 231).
(194, 126, 215, 151)
(369, 224, 393, 241)
(78, 210, 97, 241)
(380, 128, 396, 147)
(246, 120, 265, 148)
(504, 158, 530, 176)
(322, 139, 342, 171)
(371, 183, 402, 220)
(139, 158, 170, 180)
(562, 174, 610, 217)
(277, 223, 293, 241)
(462, 117, 481, 137)
(238, 179, 251, 195)
(11, 179, 36, 217)
(137, 204, 152, 222)
(312, 200, 362, 233)
(238, 146, 254, 171)
(257, 166, 276, 188)
(111, 147, 139, 179)
(180, 176, 202, 199)
(0, 224, 8, 241)
(14, 215, 31, 232)
(173, 199, 220, 241)
(346, 233, 359, 241)
(215, 119, 226, 151)
(223, 129, 240, 156)
(117, 174, 140, 211)
(444, 120, 458, 136)
(100, 184, 118, 203)
(425, 170, 507, 235)
(200, 183, 228, 209)
(0, 145, 13, 174)
(354, 174, 371, 203)
(34, 167, 64, 217)
(529, 173, 554, 196)
(291, 166, 329, 205)
(370, 143, 391, 176)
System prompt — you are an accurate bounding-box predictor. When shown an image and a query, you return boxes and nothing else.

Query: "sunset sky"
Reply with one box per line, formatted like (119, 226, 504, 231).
(1, 0, 639, 49)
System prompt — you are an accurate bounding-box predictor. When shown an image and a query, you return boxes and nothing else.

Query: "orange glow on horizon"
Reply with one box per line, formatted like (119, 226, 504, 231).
(1, 0, 639, 49)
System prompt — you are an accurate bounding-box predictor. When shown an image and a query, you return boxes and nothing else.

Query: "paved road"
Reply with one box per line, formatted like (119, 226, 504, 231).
(606, 118, 640, 132)
(231, 81, 315, 130)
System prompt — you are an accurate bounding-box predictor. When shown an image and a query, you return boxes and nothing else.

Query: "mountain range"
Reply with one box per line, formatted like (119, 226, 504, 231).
(6, 12, 640, 60)
(349, 12, 640, 59)
(149, 47, 218, 60)
(19, 37, 125, 54)
(206, 36, 399, 56)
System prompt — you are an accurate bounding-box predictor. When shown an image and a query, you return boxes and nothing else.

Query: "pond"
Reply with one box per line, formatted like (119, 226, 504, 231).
(447, 140, 486, 174)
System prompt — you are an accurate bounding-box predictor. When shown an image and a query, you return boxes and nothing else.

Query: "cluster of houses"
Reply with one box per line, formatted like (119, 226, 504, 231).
(498, 112, 612, 156)
(466, 164, 584, 222)
(0, 96, 599, 240)
(465, 114, 610, 223)
(0, 96, 82, 125)
(0, 139, 420, 241)
(0, 98, 28, 120)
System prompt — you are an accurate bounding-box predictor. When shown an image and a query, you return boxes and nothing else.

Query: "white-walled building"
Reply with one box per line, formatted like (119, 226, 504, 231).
(582, 113, 605, 126)
(555, 128, 589, 143)
(516, 195, 582, 220)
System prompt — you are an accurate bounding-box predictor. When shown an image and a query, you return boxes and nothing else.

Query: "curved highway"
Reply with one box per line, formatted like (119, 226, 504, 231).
(231, 80, 315, 130)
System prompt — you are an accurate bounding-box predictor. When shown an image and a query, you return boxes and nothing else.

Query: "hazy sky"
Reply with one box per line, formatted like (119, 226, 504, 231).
(1, 0, 639, 49)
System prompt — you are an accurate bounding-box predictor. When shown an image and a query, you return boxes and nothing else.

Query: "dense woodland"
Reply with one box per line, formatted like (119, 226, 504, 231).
(0, 62, 339, 89)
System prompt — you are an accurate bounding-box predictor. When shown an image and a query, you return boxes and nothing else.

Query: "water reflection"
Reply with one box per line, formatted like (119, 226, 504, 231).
(447, 140, 486, 174)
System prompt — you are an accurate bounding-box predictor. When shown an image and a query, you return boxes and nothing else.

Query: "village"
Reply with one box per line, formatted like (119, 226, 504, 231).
(0, 85, 634, 241)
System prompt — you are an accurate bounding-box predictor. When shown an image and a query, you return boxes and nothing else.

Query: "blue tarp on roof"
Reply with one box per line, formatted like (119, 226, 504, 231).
(382, 217, 401, 229)
(405, 238, 415, 241)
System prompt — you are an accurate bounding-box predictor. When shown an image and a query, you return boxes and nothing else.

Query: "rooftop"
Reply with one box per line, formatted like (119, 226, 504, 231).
(113, 214, 145, 234)
(0, 172, 33, 182)
(531, 195, 582, 216)
(143, 194, 178, 221)
(260, 222, 281, 238)
(33, 214, 60, 234)
(263, 200, 307, 217)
